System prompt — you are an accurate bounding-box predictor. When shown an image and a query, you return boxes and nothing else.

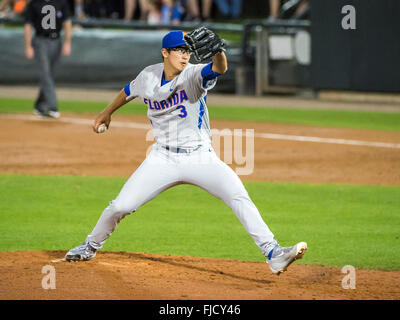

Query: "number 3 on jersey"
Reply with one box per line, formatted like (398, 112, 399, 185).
(176, 105, 187, 118)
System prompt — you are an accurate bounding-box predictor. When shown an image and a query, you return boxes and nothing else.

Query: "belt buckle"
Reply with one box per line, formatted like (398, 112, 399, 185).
(177, 147, 189, 153)
(183, 146, 201, 154)
(163, 145, 200, 153)
(181, 147, 191, 154)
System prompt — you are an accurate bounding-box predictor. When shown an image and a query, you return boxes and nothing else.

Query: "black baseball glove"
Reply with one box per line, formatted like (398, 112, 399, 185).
(184, 27, 226, 62)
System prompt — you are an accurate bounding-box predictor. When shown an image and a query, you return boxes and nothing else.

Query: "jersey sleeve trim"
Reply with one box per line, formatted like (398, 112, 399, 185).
(201, 63, 220, 85)
(198, 99, 205, 129)
(124, 83, 131, 96)
(124, 79, 139, 101)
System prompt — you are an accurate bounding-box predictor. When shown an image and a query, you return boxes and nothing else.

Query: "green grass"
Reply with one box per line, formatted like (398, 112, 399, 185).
(1, 97, 400, 132)
(212, 106, 400, 132)
(0, 98, 126, 115)
(1, 174, 399, 270)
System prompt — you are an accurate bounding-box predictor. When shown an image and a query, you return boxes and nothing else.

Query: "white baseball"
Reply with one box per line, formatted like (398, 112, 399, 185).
(97, 123, 107, 133)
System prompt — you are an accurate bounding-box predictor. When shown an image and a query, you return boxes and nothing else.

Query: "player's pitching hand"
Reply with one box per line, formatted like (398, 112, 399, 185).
(93, 112, 111, 134)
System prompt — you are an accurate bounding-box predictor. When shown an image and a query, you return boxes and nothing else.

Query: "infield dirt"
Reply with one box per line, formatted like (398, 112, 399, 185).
(1, 113, 400, 185)
(1, 250, 399, 300)
(0, 112, 399, 299)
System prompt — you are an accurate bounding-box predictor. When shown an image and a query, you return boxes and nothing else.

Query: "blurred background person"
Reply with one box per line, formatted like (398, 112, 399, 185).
(73, 0, 85, 19)
(267, 0, 310, 21)
(291, 0, 310, 19)
(0, 0, 28, 18)
(72, 0, 122, 19)
(79, 0, 108, 18)
(160, 0, 172, 23)
(268, 0, 279, 20)
(185, 0, 212, 22)
(24, 0, 72, 118)
(171, 0, 185, 24)
(160, 0, 186, 24)
(146, 0, 160, 23)
(146, 0, 185, 25)
(213, 0, 242, 20)
(124, 0, 149, 21)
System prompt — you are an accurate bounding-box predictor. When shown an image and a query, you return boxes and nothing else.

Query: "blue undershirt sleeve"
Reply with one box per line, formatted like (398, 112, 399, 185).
(124, 83, 131, 96)
(201, 63, 221, 88)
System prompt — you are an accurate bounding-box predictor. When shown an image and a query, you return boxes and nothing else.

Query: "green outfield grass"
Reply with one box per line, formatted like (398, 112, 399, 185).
(1, 174, 399, 270)
(1, 97, 400, 132)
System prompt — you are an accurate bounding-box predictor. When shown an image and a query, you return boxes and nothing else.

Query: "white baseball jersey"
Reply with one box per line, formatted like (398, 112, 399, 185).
(124, 62, 218, 148)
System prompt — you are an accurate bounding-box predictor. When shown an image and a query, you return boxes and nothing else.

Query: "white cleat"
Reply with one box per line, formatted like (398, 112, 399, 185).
(266, 242, 308, 275)
(65, 241, 97, 262)
(47, 111, 60, 119)
(33, 109, 60, 119)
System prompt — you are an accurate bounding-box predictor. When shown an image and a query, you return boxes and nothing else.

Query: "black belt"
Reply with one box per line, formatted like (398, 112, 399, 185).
(162, 145, 202, 154)
(37, 33, 60, 39)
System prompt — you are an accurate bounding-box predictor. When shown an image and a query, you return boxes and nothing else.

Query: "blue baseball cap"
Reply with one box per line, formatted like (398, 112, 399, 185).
(162, 30, 187, 49)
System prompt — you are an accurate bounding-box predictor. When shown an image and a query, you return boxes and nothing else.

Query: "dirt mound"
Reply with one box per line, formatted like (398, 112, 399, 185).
(0, 250, 398, 300)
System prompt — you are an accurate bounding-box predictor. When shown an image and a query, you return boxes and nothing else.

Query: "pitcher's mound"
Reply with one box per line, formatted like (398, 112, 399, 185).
(0, 250, 398, 300)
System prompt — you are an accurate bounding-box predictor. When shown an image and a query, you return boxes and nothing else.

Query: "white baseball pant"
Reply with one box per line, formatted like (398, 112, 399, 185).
(87, 144, 277, 257)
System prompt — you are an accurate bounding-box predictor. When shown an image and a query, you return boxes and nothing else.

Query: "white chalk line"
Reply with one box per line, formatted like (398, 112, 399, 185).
(254, 132, 400, 149)
(2, 113, 400, 149)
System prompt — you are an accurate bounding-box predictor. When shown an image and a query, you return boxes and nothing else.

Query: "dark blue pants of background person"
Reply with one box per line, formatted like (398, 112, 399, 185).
(214, 0, 243, 19)
(32, 36, 62, 114)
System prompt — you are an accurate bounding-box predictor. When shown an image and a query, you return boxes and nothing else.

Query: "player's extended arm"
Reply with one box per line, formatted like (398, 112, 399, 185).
(93, 89, 132, 133)
(211, 51, 228, 74)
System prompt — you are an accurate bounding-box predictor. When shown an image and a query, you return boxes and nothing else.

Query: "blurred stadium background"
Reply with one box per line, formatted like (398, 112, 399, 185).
(0, 0, 399, 99)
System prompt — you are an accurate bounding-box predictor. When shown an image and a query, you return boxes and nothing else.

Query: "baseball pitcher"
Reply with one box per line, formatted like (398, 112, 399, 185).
(65, 28, 307, 275)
